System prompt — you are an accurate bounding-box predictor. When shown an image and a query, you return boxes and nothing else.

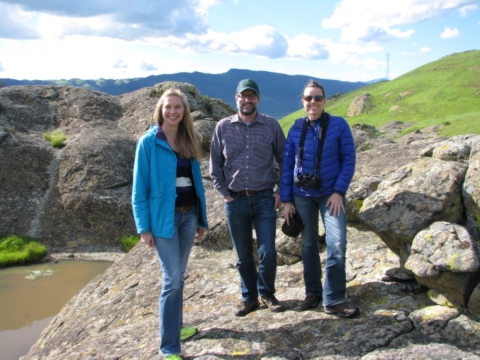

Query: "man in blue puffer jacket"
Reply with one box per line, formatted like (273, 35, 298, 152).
(280, 80, 359, 318)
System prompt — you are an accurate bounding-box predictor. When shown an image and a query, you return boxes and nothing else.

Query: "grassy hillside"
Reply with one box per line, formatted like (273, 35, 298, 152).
(280, 50, 480, 138)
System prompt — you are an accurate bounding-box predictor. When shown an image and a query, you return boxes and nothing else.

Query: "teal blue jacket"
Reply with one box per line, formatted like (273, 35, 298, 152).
(132, 126, 208, 238)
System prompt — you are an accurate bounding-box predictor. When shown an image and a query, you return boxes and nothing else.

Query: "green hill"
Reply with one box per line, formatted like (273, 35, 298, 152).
(280, 50, 480, 138)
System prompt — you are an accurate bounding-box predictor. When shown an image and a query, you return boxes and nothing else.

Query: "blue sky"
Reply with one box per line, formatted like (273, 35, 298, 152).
(0, 0, 479, 82)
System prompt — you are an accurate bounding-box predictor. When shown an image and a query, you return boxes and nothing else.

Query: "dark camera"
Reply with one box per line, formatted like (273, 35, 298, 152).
(295, 173, 321, 190)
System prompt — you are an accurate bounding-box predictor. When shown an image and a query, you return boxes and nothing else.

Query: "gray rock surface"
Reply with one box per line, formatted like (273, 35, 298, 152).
(405, 222, 479, 306)
(358, 157, 467, 259)
(23, 226, 480, 359)
(463, 142, 480, 241)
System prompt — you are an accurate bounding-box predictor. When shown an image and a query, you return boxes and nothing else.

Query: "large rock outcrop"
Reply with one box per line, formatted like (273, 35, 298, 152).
(0, 83, 234, 250)
(358, 157, 467, 260)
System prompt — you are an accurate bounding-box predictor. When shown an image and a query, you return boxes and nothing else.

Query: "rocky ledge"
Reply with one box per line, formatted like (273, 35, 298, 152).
(24, 225, 480, 359)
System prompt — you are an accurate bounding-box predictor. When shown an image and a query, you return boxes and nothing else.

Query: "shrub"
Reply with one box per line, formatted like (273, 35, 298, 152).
(121, 236, 140, 252)
(0, 235, 47, 267)
(43, 131, 67, 148)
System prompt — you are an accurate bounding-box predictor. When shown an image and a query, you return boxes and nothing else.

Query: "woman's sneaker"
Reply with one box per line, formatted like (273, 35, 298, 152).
(180, 327, 197, 340)
(324, 301, 359, 318)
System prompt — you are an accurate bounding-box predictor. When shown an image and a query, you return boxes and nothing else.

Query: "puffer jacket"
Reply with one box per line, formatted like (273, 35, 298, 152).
(132, 125, 208, 238)
(280, 112, 356, 202)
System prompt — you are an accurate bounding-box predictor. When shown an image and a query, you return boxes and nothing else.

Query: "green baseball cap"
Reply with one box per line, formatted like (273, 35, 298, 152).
(236, 79, 260, 96)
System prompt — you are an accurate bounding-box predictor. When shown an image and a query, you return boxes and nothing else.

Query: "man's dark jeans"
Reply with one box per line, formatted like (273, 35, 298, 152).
(224, 189, 278, 302)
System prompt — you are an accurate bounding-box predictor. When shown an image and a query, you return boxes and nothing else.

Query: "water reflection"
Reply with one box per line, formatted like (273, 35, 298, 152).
(0, 260, 112, 359)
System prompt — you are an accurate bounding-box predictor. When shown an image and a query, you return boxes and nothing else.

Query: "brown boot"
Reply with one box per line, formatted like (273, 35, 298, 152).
(261, 295, 285, 313)
(300, 295, 322, 311)
(324, 301, 359, 318)
(235, 299, 260, 317)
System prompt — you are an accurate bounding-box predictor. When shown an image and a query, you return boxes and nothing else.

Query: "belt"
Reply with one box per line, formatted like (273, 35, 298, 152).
(230, 189, 261, 196)
(175, 205, 195, 212)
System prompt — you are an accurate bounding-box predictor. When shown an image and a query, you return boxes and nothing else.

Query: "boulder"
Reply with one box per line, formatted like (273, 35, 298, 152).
(409, 305, 460, 335)
(347, 93, 371, 117)
(352, 140, 438, 182)
(469, 283, 480, 317)
(358, 157, 467, 263)
(346, 176, 382, 222)
(463, 139, 480, 241)
(405, 222, 480, 306)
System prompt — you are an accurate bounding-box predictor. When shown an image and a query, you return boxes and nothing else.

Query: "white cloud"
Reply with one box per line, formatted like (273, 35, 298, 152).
(0, 3, 40, 39)
(113, 59, 128, 69)
(326, 42, 384, 64)
(441, 27, 460, 38)
(228, 25, 289, 58)
(198, 0, 226, 7)
(0, 0, 210, 40)
(420, 47, 431, 53)
(154, 25, 290, 59)
(459, 4, 478, 16)
(140, 62, 158, 71)
(0, 61, 4, 72)
(287, 34, 329, 60)
(322, 0, 478, 43)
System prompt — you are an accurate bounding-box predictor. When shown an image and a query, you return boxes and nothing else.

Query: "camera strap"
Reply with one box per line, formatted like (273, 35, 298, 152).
(297, 112, 329, 173)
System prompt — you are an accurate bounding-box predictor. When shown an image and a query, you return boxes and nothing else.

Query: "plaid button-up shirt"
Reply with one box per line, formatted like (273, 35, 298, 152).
(209, 112, 286, 198)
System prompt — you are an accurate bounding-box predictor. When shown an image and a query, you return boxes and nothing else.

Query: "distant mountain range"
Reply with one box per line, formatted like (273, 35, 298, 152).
(0, 69, 370, 119)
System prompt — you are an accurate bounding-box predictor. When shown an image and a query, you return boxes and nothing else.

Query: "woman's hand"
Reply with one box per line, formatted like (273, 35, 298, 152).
(273, 193, 281, 209)
(282, 202, 293, 225)
(326, 193, 345, 217)
(196, 227, 207, 239)
(140, 232, 154, 248)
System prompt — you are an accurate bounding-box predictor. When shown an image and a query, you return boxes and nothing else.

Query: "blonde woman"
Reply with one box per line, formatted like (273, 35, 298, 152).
(132, 89, 208, 359)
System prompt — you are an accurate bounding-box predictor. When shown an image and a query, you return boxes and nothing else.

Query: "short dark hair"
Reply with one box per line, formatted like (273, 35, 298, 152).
(303, 80, 326, 98)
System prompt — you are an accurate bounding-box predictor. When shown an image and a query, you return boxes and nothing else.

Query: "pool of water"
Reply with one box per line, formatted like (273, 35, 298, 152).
(0, 260, 113, 359)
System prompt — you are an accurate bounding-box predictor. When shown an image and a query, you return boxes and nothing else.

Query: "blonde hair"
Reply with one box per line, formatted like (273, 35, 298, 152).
(153, 89, 202, 161)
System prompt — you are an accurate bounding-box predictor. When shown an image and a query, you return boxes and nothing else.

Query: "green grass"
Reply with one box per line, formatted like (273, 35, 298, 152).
(43, 130, 67, 148)
(121, 236, 140, 252)
(279, 50, 480, 138)
(0, 235, 47, 267)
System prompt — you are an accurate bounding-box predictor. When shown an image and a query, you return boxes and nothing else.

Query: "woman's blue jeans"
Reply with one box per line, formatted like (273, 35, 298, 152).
(294, 195, 347, 306)
(224, 189, 278, 302)
(154, 208, 197, 356)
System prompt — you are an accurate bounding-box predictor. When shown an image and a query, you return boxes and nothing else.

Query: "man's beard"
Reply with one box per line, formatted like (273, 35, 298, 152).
(239, 104, 256, 116)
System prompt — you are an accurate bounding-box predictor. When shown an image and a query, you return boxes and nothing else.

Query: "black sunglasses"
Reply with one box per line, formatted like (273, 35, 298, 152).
(303, 95, 325, 102)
